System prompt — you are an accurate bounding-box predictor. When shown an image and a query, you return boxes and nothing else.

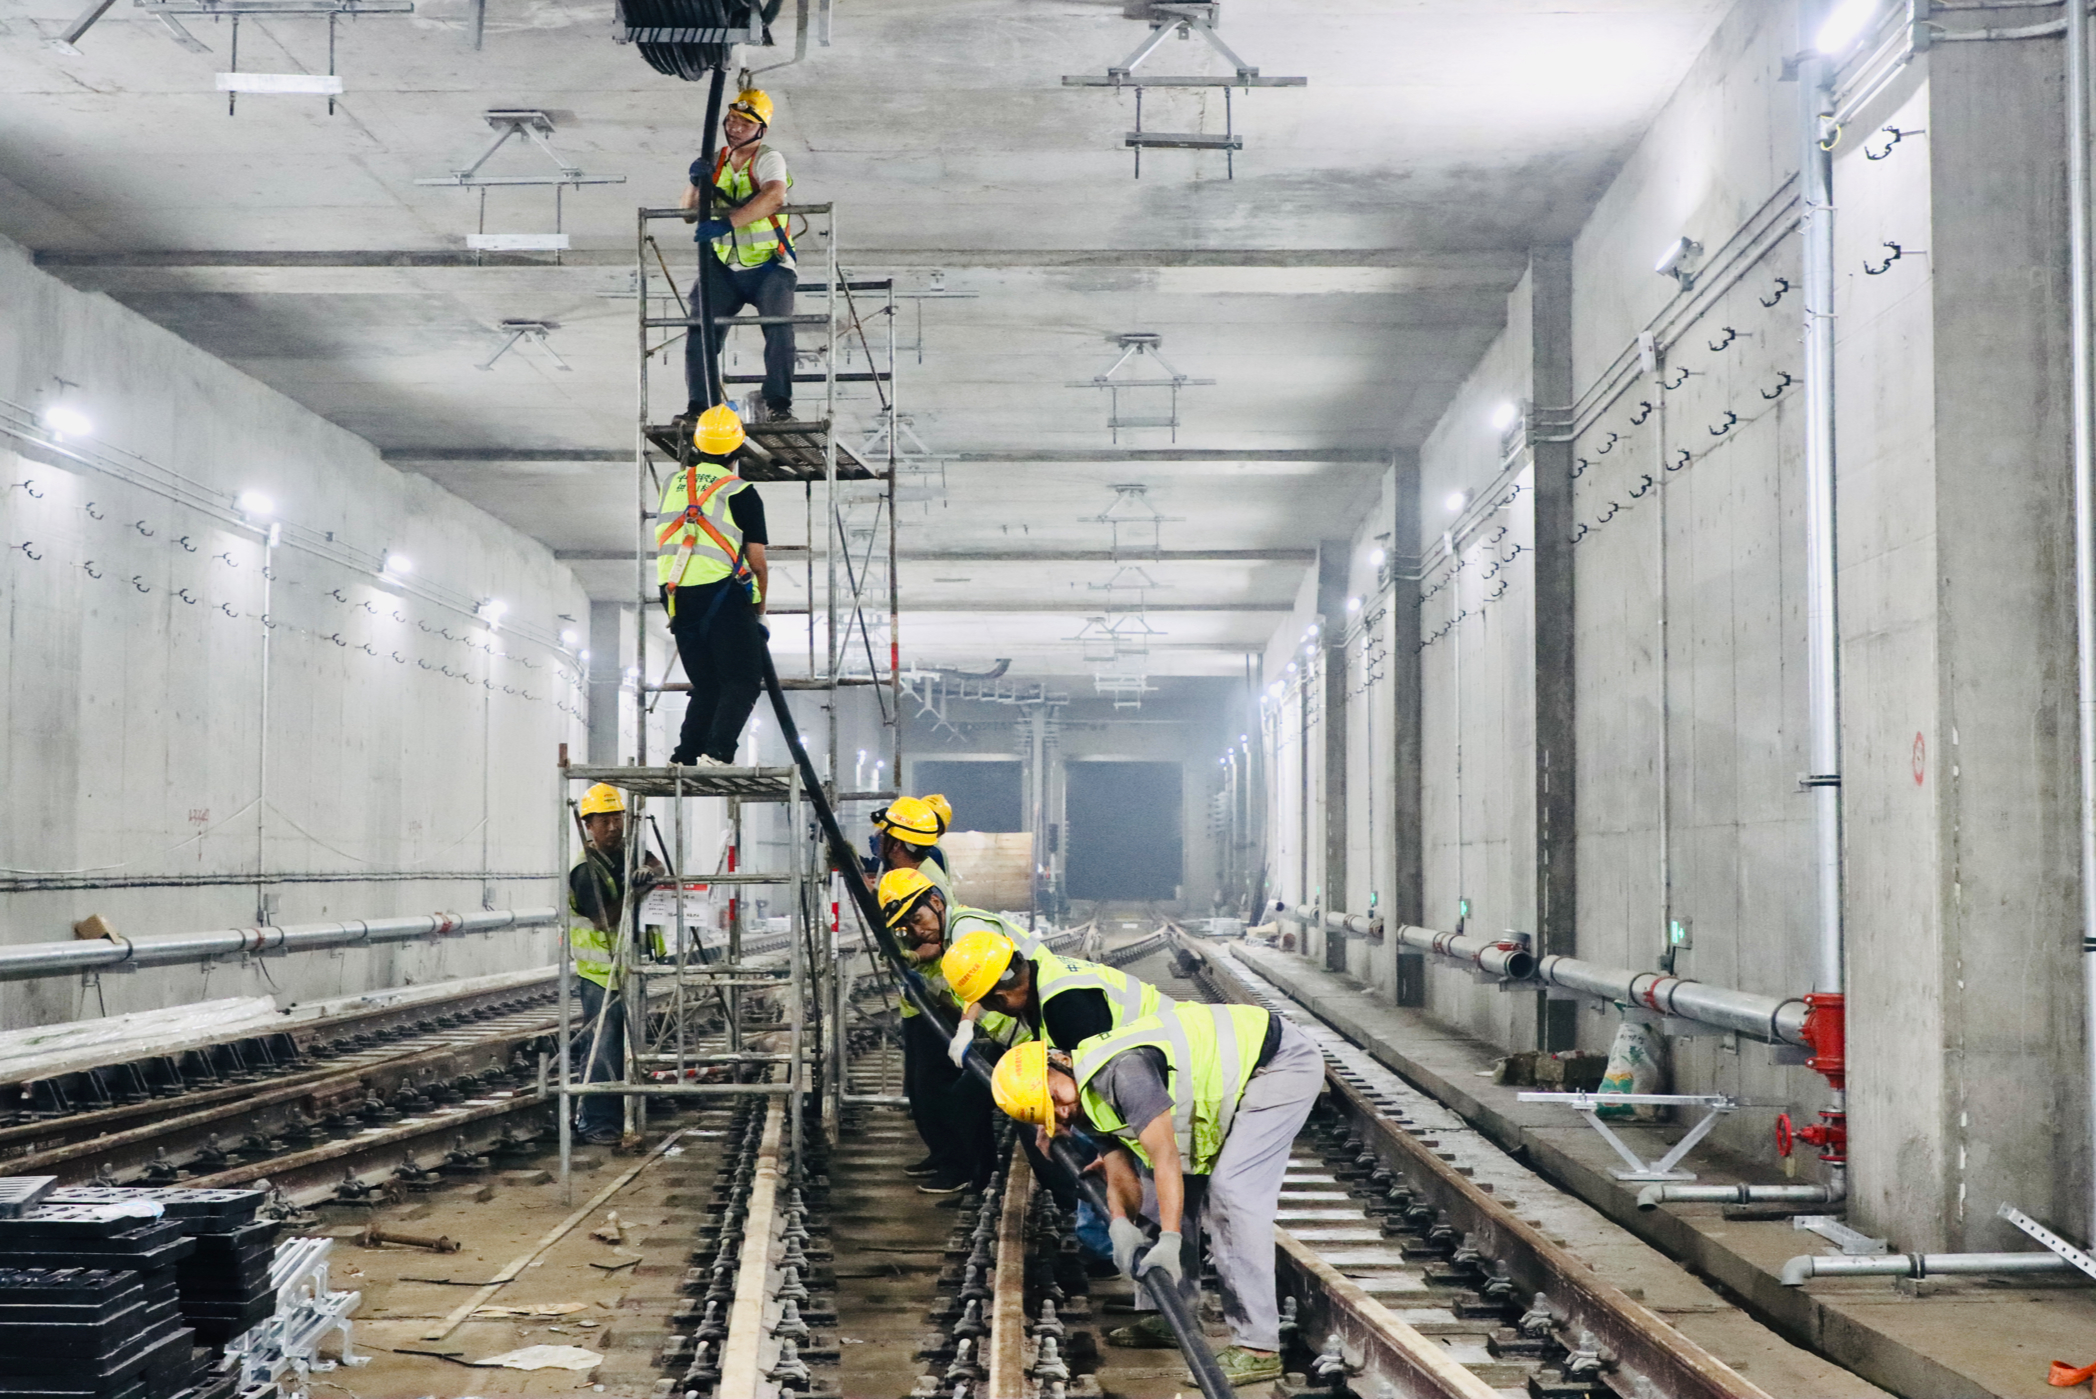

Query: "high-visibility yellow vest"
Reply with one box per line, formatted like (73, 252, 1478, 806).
(898, 902, 1032, 1047)
(569, 857, 618, 989)
(1032, 947, 1171, 1033)
(708, 145, 794, 269)
(657, 461, 754, 597)
(1072, 1003, 1271, 1175)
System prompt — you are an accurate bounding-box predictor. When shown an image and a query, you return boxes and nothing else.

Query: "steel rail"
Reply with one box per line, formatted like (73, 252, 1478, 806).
(1183, 935, 1774, 1399)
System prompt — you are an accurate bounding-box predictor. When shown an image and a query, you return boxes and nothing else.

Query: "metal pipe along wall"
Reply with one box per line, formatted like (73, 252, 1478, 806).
(0, 907, 557, 981)
(2067, 0, 2096, 1247)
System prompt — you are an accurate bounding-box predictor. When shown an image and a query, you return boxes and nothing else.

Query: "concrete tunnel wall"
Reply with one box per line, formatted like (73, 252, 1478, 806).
(1255, 0, 2092, 1251)
(0, 231, 590, 1027)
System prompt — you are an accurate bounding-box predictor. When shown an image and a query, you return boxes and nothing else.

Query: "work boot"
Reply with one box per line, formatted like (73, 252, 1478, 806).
(915, 1173, 970, 1196)
(578, 1126, 621, 1146)
(694, 755, 730, 769)
(763, 398, 794, 423)
(903, 1155, 940, 1178)
(1194, 1347, 1283, 1388)
(1105, 1315, 1179, 1349)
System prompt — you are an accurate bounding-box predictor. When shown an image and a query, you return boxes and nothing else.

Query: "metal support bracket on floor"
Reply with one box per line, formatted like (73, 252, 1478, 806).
(1793, 1214, 1887, 1256)
(1516, 1091, 1739, 1182)
(1999, 1202, 2096, 1281)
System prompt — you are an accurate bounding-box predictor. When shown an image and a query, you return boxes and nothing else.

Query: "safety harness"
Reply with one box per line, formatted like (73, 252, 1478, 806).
(657, 462, 748, 620)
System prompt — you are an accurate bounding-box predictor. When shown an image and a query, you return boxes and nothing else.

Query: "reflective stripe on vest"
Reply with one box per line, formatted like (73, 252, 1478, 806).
(710, 145, 794, 269)
(569, 858, 618, 988)
(1032, 947, 1168, 1031)
(657, 463, 746, 591)
(1071, 1002, 1270, 1174)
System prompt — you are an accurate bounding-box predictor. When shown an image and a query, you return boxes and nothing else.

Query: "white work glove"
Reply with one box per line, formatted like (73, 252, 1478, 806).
(1139, 1230, 1185, 1286)
(946, 1019, 976, 1067)
(1108, 1216, 1147, 1279)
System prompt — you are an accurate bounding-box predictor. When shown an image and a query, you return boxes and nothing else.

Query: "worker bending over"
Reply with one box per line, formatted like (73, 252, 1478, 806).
(680, 87, 797, 423)
(658, 405, 769, 768)
(879, 867, 1035, 1194)
(569, 783, 666, 1146)
(941, 927, 1172, 1056)
(991, 1001, 1324, 1388)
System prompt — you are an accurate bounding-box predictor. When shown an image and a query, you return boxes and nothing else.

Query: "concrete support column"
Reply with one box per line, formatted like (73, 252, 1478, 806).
(1530, 247, 1578, 1050)
(1390, 452, 1426, 1004)
(587, 600, 629, 766)
(1318, 539, 1350, 972)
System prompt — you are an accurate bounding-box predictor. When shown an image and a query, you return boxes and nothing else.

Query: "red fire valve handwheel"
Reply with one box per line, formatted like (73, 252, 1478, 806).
(1775, 1112, 1794, 1158)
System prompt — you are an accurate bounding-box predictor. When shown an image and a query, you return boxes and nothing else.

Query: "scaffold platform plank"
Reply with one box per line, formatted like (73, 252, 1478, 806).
(643, 419, 879, 483)
(563, 764, 796, 800)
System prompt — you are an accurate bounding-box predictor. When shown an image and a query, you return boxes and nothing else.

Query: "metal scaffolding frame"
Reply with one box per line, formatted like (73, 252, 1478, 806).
(547, 202, 904, 1198)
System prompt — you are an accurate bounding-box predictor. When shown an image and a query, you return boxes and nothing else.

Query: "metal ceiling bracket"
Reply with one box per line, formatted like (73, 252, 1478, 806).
(416, 110, 628, 188)
(1070, 335, 1216, 442)
(1998, 1203, 2096, 1281)
(478, 320, 572, 373)
(1517, 1091, 1741, 1182)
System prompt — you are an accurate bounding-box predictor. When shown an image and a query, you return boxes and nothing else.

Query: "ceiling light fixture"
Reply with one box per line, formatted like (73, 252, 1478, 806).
(1346, 596, 1362, 613)
(1369, 547, 1387, 568)
(41, 404, 91, 438)
(1446, 489, 1469, 513)
(560, 628, 580, 646)
(237, 491, 274, 519)
(1489, 402, 1519, 432)
(1655, 235, 1704, 290)
(382, 553, 413, 577)
(1815, 0, 1883, 55)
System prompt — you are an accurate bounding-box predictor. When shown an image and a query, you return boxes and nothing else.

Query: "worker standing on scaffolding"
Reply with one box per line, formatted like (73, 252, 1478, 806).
(879, 866, 1034, 1194)
(660, 404, 770, 768)
(681, 86, 797, 423)
(569, 783, 665, 1146)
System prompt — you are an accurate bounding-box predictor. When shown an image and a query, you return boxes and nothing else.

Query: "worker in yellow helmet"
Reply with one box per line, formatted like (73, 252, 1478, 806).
(568, 783, 665, 1146)
(658, 404, 770, 769)
(877, 866, 1033, 1194)
(989, 1002, 1322, 1388)
(942, 927, 1171, 1056)
(870, 794, 954, 895)
(680, 87, 798, 424)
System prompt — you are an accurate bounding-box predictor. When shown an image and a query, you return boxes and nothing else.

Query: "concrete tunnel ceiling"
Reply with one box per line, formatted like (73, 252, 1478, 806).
(1, 0, 1730, 676)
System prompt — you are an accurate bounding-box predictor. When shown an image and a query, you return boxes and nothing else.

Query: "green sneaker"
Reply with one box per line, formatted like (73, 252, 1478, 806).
(1193, 1346, 1284, 1389)
(1105, 1313, 1181, 1349)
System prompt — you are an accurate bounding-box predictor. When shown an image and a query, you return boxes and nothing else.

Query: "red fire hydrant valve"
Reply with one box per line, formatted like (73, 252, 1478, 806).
(1796, 1108, 1847, 1165)
(1801, 992, 1845, 1092)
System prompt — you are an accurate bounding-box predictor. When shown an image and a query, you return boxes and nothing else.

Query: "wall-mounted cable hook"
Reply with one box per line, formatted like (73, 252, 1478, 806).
(10, 541, 40, 561)
(218, 603, 238, 619)
(1865, 126, 1922, 161)
(1595, 431, 1620, 455)
(1630, 401, 1655, 426)
(1864, 241, 1904, 275)
(84, 502, 104, 520)
(1708, 326, 1739, 352)
(1761, 370, 1796, 400)
(82, 561, 102, 579)
(1709, 410, 1739, 437)
(7, 480, 42, 498)
(1761, 277, 1792, 308)
(128, 575, 150, 593)
(1571, 523, 1589, 544)
(1597, 502, 1622, 524)
(1571, 457, 1590, 480)
(1628, 473, 1656, 499)
(133, 520, 154, 538)
(177, 588, 197, 604)
(213, 552, 236, 567)
(175, 535, 197, 553)
(1663, 366, 1692, 390)
(1668, 449, 1692, 472)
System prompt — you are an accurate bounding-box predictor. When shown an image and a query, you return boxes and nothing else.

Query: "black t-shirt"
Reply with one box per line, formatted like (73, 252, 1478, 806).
(569, 856, 625, 930)
(1034, 980, 1114, 1052)
(728, 486, 768, 545)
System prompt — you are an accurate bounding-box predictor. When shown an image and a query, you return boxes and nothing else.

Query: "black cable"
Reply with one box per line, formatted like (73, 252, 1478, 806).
(757, 650, 1233, 1399)
(693, 65, 728, 412)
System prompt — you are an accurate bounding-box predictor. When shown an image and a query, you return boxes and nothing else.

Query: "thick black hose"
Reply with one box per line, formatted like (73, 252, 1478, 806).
(758, 652, 1233, 1399)
(693, 65, 727, 410)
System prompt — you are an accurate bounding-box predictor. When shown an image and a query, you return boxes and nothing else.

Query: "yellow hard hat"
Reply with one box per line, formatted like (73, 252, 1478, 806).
(728, 88, 774, 127)
(877, 795, 945, 847)
(991, 1040, 1055, 1134)
(942, 929, 1019, 1007)
(578, 782, 625, 817)
(925, 794, 954, 827)
(694, 403, 745, 456)
(877, 866, 941, 928)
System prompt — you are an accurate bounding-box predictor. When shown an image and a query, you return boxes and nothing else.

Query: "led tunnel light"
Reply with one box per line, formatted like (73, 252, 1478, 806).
(41, 405, 91, 437)
(1489, 401, 1519, 432)
(1346, 596, 1362, 613)
(237, 491, 274, 518)
(560, 628, 580, 646)
(1370, 547, 1387, 568)
(383, 553, 413, 577)
(1446, 490, 1469, 513)
(1815, 0, 1883, 55)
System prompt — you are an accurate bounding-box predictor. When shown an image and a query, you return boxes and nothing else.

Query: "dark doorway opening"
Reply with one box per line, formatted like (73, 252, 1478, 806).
(912, 761, 1023, 832)
(1066, 761, 1182, 901)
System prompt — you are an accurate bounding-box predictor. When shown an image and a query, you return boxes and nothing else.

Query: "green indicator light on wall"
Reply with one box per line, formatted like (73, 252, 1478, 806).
(1458, 898, 1471, 920)
(1668, 917, 1692, 949)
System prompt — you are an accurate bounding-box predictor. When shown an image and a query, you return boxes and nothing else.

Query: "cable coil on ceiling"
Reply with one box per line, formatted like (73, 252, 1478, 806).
(619, 0, 783, 80)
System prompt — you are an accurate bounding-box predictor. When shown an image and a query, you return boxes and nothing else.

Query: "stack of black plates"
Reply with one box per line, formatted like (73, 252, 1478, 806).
(46, 1191, 276, 1346)
(0, 1250, 196, 1398)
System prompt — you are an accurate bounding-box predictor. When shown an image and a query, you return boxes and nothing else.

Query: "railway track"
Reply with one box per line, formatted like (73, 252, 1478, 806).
(871, 922, 1784, 1399)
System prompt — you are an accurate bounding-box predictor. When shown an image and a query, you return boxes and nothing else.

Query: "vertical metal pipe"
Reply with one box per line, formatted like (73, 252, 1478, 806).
(255, 529, 274, 919)
(2067, 0, 2096, 1238)
(1656, 362, 1674, 965)
(789, 766, 806, 1173)
(558, 907, 574, 1202)
(1800, 29, 1844, 999)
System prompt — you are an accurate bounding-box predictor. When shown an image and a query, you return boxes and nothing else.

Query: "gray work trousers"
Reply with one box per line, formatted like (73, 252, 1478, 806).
(1132, 1017, 1324, 1351)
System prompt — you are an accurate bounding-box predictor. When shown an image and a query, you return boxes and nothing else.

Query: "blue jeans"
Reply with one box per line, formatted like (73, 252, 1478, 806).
(575, 977, 627, 1135)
